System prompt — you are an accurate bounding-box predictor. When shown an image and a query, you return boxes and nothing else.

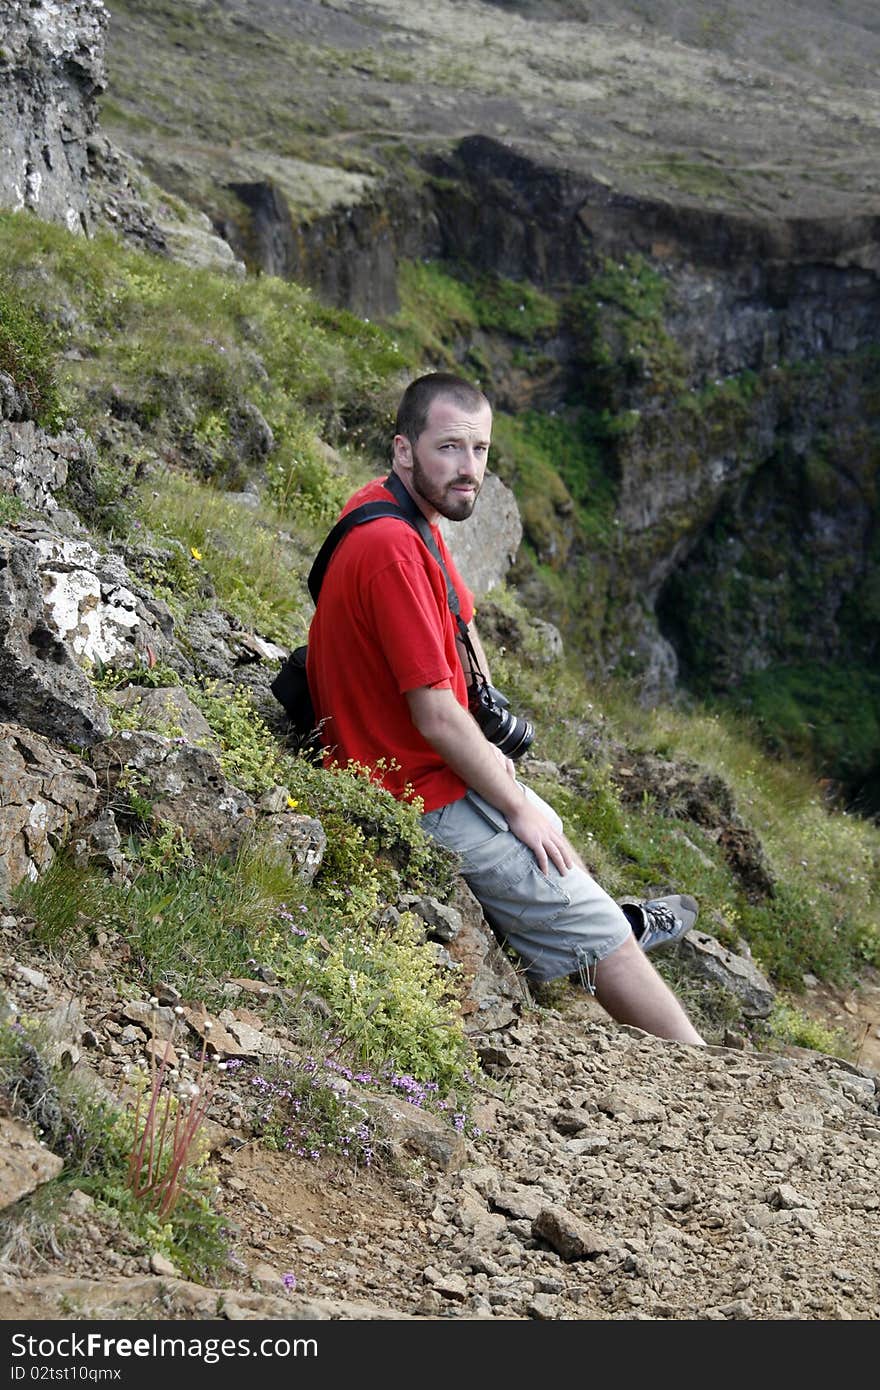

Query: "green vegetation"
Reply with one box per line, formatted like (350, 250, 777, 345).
(0, 492, 25, 524)
(599, 689, 880, 987)
(567, 253, 686, 398)
(394, 259, 559, 368)
(762, 999, 850, 1056)
(638, 155, 741, 201)
(0, 276, 64, 428)
(0, 1018, 226, 1280)
(18, 653, 468, 1088)
(0, 210, 401, 524)
(491, 407, 619, 550)
(729, 662, 880, 800)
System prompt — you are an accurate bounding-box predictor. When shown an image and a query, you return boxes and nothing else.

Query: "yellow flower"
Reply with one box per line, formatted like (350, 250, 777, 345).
(190, 546, 202, 561)
(286, 797, 299, 809)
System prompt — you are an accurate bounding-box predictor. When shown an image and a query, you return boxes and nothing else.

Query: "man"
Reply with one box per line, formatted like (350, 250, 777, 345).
(307, 373, 704, 1045)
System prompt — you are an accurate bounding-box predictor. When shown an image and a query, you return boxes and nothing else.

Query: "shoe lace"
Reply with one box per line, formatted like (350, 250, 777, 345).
(644, 902, 678, 935)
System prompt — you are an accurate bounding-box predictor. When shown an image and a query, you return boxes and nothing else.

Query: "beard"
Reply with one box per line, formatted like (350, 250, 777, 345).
(411, 450, 482, 521)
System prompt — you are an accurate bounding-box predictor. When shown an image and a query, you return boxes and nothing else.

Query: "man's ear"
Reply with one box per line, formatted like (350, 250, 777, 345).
(393, 433, 413, 473)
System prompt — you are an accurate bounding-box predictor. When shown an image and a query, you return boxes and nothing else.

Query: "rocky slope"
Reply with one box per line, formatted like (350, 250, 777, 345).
(1, 907, 879, 1322)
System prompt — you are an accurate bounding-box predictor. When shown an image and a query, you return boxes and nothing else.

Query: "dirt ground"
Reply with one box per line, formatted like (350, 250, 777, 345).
(1, 920, 878, 1323)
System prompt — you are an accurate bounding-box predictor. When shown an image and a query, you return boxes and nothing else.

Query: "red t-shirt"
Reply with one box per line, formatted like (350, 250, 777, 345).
(306, 477, 475, 811)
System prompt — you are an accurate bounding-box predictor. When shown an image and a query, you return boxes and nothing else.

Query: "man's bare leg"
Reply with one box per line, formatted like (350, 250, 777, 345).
(594, 933, 705, 1044)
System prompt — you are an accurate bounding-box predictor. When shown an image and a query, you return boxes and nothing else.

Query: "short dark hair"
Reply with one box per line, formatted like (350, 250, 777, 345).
(394, 372, 490, 443)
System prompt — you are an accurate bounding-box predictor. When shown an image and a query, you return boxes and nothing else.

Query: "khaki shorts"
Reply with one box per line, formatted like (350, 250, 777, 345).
(420, 785, 631, 985)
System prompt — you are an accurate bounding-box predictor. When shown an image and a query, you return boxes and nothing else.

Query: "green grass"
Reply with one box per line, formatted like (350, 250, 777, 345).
(599, 688, 880, 987)
(17, 709, 470, 1095)
(0, 1020, 227, 1281)
(393, 259, 560, 367)
(727, 662, 880, 797)
(0, 209, 404, 522)
(0, 275, 64, 428)
(135, 472, 313, 648)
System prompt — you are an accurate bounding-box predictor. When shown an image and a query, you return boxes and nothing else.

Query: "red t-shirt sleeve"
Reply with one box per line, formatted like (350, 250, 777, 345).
(361, 556, 459, 694)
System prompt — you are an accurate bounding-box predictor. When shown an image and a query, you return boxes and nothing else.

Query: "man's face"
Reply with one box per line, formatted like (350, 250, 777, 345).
(394, 394, 492, 522)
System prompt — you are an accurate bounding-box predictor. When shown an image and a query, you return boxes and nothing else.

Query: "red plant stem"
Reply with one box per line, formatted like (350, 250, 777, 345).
(129, 1030, 175, 1197)
(156, 1086, 214, 1220)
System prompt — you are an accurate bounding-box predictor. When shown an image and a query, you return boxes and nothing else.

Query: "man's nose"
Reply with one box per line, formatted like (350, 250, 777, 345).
(461, 446, 483, 473)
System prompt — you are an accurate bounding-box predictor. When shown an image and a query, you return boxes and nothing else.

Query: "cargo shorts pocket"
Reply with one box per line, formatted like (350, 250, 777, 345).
(465, 839, 573, 932)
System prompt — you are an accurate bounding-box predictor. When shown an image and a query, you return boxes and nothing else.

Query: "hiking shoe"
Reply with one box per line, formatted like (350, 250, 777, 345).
(619, 894, 698, 953)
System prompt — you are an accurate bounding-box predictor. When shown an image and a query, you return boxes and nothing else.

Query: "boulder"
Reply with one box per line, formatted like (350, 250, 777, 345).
(0, 723, 99, 900)
(107, 686, 216, 746)
(0, 524, 175, 747)
(0, 420, 96, 512)
(0, 1114, 64, 1212)
(443, 879, 528, 1035)
(440, 473, 522, 600)
(678, 929, 776, 1018)
(89, 730, 256, 857)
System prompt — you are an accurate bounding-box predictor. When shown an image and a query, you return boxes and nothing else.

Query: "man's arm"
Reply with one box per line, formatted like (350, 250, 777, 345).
(406, 684, 575, 876)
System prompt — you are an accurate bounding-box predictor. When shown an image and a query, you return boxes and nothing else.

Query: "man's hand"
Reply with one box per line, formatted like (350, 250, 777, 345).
(506, 799, 575, 877)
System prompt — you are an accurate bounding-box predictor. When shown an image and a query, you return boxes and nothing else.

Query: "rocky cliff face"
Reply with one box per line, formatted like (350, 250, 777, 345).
(0, 0, 107, 234)
(405, 139, 880, 710)
(2, 0, 879, 794)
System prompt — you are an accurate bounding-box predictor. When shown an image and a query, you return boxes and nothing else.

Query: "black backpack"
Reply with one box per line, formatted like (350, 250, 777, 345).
(270, 474, 469, 747)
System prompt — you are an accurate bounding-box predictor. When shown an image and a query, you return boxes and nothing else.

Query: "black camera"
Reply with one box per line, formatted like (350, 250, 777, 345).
(468, 679, 535, 760)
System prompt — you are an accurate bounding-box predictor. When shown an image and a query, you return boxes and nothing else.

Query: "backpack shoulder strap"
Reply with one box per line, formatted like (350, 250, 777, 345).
(307, 474, 464, 627)
(307, 500, 420, 603)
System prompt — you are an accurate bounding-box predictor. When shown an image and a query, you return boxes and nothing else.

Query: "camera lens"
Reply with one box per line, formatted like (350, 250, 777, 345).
(494, 710, 534, 759)
(468, 683, 534, 760)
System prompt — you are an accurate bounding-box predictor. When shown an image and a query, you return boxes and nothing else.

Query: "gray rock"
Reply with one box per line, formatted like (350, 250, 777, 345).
(492, 1186, 546, 1221)
(0, 1114, 63, 1212)
(0, 0, 106, 234)
(443, 878, 527, 1035)
(532, 1205, 609, 1261)
(678, 930, 776, 1018)
(70, 808, 124, 874)
(259, 811, 327, 885)
(398, 893, 462, 943)
(89, 730, 257, 858)
(0, 723, 99, 899)
(120, 1000, 177, 1041)
(0, 420, 94, 510)
(440, 473, 522, 600)
(357, 1093, 467, 1172)
(0, 524, 178, 747)
(107, 686, 216, 746)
